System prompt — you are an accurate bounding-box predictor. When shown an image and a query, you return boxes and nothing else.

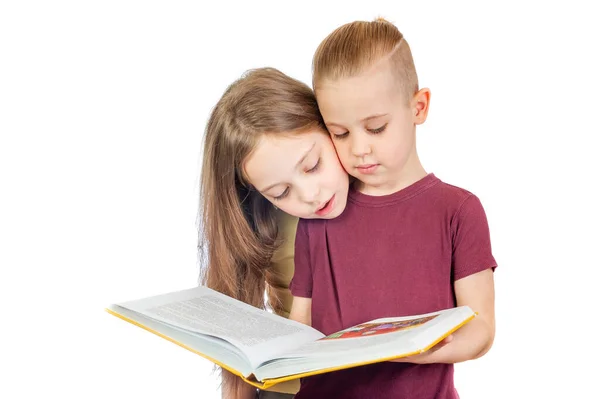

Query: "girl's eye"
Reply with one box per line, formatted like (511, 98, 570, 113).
(306, 158, 321, 173)
(273, 187, 289, 201)
(368, 124, 387, 134)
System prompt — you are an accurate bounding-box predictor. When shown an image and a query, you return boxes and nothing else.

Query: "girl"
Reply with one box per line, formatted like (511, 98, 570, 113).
(198, 67, 349, 399)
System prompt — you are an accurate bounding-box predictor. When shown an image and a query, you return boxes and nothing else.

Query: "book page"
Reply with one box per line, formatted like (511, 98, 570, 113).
(255, 306, 474, 381)
(108, 304, 254, 377)
(116, 286, 324, 368)
(283, 306, 473, 358)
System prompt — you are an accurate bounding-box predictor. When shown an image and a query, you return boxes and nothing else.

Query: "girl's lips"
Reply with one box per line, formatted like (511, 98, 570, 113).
(315, 195, 335, 216)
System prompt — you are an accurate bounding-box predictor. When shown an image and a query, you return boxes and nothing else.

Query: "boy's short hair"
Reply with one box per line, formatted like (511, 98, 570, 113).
(312, 18, 419, 104)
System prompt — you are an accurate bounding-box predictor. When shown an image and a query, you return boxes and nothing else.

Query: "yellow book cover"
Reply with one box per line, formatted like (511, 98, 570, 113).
(106, 286, 475, 389)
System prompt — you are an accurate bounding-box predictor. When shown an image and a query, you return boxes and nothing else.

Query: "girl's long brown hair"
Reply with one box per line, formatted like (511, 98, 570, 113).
(198, 67, 324, 397)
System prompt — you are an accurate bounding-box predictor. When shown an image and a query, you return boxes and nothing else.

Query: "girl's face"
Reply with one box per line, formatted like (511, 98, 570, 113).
(244, 130, 349, 219)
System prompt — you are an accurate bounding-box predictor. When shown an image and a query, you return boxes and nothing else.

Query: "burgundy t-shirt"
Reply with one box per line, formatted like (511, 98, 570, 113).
(290, 173, 497, 399)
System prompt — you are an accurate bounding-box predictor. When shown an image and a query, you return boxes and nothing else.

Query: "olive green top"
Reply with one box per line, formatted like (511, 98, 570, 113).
(264, 210, 299, 394)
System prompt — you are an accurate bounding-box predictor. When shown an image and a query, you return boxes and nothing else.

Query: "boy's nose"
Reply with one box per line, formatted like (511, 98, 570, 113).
(351, 135, 372, 157)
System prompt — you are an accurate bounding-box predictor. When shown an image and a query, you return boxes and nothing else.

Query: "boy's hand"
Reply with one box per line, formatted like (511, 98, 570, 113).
(390, 334, 453, 364)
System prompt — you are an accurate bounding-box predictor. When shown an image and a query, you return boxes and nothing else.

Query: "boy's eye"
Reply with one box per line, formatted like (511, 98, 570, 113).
(367, 124, 387, 134)
(333, 132, 349, 139)
(273, 187, 289, 201)
(305, 158, 321, 173)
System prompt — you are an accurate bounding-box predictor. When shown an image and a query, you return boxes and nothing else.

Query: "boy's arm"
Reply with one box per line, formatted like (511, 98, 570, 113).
(289, 219, 312, 326)
(394, 194, 496, 364)
(393, 268, 495, 364)
(289, 296, 312, 326)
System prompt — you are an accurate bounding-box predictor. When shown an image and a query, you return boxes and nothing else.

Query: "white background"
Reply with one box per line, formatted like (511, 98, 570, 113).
(1, 1, 599, 398)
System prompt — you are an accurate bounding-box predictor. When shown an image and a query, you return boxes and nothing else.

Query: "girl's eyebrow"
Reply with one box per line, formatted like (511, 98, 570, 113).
(295, 142, 316, 169)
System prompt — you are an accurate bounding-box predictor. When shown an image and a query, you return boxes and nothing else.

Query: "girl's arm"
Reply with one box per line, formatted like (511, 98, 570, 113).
(220, 370, 256, 399)
(393, 268, 495, 364)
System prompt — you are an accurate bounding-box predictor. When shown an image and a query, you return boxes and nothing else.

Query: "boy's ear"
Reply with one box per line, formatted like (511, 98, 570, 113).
(412, 88, 431, 125)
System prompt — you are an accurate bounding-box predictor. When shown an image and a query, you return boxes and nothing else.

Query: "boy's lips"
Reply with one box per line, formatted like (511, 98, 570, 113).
(356, 164, 379, 174)
(315, 195, 336, 216)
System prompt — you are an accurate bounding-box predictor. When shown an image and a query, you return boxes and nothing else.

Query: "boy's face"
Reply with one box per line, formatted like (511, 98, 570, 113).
(316, 61, 430, 196)
(244, 129, 349, 219)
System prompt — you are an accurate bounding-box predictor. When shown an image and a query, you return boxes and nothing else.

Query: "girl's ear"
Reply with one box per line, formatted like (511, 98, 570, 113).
(412, 88, 431, 125)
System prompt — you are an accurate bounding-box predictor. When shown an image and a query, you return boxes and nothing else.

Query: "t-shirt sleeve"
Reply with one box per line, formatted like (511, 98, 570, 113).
(289, 219, 313, 298)
(452, 194, 497, 281)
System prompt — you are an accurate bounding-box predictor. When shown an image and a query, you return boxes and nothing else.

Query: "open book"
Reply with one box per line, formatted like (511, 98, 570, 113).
(106, 286, 475, 389)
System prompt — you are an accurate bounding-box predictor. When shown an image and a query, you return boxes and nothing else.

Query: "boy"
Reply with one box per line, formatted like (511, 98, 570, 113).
(289, 18, 497, 398)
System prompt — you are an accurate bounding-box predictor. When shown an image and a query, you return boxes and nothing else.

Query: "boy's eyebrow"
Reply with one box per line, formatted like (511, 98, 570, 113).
(361, 113, 388, 122)
(325, 113, 388, 127)
(258, 142, 316, 193)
